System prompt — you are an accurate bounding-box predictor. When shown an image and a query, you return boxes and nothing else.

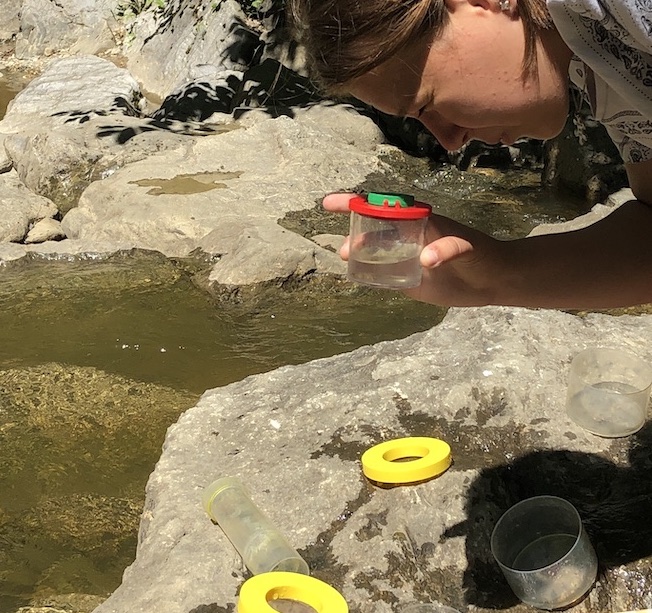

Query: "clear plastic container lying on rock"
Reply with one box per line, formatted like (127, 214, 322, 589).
(202, 476, 309, 576)
(347, 192, 432, 289)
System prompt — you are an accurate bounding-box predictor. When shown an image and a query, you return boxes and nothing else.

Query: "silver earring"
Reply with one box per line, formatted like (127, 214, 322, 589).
(499, 0, 510, 10)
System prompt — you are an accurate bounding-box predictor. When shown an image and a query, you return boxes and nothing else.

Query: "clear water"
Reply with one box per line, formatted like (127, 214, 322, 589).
(568, 381, 646, 437)
(348, 247, 422, 289)
(512, 533, 576, 570)
(0, 71, 28, 119)
(512, 534, 593, 608)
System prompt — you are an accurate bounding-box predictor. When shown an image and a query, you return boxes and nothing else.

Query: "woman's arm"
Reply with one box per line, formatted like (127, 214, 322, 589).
(492, 158, 652, 309)
(495, 197, 652, 309)
(324, 163, 652, 309)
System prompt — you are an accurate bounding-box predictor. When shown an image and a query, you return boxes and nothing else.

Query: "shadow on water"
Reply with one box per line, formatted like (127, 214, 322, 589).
(443, 423, 652, 609)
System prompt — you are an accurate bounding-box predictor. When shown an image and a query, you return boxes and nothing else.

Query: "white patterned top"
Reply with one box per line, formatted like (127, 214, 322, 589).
(548, 0, 652, 163)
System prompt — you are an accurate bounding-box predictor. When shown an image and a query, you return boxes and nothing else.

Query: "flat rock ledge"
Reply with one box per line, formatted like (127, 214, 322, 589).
(93, 305, 652, 613)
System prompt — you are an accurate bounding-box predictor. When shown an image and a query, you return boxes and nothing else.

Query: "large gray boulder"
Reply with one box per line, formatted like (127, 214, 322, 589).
(0, 55, 142, 134)
(92, 306, 652, 613)
(0, 0, 21, 42)
(123, 0, 260, 100)
(15, 0, 122, 59)
(0, 55, 150, 214)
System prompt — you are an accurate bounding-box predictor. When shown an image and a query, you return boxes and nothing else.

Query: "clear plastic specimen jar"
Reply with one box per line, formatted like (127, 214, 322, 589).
(202, 477, 309, 576)
(490, 496, 597, 610)
(566, 347, 652, 438)
(347, 192, 432, 289)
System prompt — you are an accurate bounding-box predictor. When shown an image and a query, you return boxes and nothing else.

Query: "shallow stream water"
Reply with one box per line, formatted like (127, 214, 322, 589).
(0, 252, 447, 612)
(0, 70, 29, 118)
(0, 78, 593, 612)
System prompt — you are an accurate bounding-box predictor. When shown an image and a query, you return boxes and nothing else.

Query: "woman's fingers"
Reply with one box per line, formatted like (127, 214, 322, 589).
(339, 236, 350, 261)
(323, 192, 355, 213)
(420, 235, 475, 268)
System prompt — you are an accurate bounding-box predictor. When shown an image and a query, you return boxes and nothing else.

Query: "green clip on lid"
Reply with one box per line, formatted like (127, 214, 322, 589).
(349, 192, 431, 220)
(367, 192, 415, 207)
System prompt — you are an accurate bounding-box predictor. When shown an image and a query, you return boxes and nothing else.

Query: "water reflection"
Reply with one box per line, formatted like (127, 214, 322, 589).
(0, 252, 445, 394)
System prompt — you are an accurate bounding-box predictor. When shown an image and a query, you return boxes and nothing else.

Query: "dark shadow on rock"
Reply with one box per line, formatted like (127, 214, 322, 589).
(442, 422, 652, 609)
(94, 114, 221, 145)
(152, 73, 243, 123)
(232, 58, 324, 119)
(188, 604, 236, 613)
(151, 58, 325, 124)
(50, 95, 143, 125)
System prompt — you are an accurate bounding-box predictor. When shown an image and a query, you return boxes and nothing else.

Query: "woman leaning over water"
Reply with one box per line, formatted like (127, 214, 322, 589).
(288, 0, 652, 309)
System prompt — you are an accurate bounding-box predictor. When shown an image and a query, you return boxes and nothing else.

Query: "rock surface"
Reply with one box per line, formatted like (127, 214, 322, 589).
(92, 306, 652, 613)
(14, 0, 121, 59)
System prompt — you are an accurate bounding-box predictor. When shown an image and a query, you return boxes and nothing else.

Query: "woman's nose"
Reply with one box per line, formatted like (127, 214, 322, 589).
(419, 112, 467, 152)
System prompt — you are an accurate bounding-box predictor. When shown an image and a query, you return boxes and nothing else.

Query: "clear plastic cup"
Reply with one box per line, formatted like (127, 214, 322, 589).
(566, 347, 652, 438)
(347, 192, 431, 289)
(490, 496, 597, 610)
(202, 477, 309, 575)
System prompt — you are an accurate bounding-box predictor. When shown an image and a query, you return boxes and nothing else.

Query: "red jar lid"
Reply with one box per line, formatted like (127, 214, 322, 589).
(349, 192, 431, 220)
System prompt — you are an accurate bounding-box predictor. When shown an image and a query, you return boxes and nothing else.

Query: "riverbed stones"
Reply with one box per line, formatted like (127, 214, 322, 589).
(0, 361, 198, 611)
(90, 306, 652, 613)
(0, 168, 57, 242)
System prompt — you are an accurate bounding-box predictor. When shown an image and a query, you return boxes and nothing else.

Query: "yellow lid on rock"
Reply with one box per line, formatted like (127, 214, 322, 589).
(361, 437, 452, 484)
(238, 572, 348, 613)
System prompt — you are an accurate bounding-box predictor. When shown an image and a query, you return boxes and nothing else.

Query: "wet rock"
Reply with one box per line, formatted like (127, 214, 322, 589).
(92, 306, 652, 613)
(528, 188, 635, 237)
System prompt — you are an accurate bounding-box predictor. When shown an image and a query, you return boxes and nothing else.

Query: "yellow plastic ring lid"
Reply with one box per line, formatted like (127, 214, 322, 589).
(238, 572, 348, 613)
(361, 437, 452, 484)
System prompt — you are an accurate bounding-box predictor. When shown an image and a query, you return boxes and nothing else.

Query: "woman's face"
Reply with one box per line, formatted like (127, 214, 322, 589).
(347, 0, 573, 151)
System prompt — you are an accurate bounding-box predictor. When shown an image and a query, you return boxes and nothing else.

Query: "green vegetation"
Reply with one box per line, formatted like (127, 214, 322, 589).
(116, 0, 166, 18)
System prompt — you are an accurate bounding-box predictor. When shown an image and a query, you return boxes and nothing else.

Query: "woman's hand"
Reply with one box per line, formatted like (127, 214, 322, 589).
(323, 193, 507, 306)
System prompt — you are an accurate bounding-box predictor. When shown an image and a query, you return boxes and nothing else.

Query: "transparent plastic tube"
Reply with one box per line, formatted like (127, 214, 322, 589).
(201, 476, 309, 575)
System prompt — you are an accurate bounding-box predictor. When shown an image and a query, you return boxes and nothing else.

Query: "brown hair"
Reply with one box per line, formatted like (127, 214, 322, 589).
(287, 0, 555, 93)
